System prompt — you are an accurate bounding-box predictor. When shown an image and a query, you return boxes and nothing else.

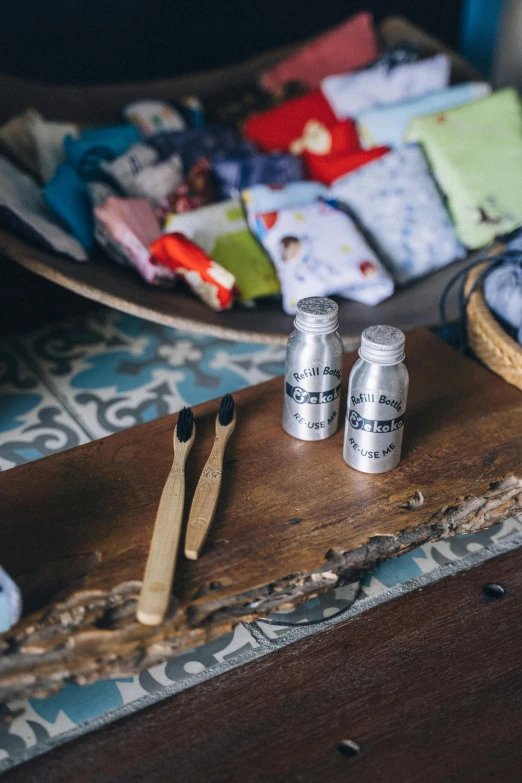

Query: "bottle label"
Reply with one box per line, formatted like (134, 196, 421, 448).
(284, 360, 342, 437)
(344, 388, 405, 467)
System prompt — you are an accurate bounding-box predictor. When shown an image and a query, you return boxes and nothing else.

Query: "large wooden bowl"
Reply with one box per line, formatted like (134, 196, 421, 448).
(0, 17, 479, 344)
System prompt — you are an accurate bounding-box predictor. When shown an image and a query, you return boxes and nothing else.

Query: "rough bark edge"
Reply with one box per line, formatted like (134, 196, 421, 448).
(0, 475, 520, 703)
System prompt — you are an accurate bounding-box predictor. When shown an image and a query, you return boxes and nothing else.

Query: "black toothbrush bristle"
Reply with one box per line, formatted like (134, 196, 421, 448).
(218, 394, 235, 426)
(176, 407, 194, 442)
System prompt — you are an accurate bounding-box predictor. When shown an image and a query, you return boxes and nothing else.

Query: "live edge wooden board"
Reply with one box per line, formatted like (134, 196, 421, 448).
(0, 329, 521, 702)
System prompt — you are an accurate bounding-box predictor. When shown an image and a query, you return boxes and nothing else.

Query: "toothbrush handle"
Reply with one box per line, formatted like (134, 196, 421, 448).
(137, 459, 187, 626)
(185, 440, 226, 560)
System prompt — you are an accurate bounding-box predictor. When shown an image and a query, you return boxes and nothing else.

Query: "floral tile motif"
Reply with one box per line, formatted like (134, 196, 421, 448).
(19, 309, 286, 439)
(0, 340, 88, 471)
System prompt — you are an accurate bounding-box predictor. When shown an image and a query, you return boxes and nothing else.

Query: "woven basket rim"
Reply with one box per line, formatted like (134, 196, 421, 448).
(465, 262, 522, 359)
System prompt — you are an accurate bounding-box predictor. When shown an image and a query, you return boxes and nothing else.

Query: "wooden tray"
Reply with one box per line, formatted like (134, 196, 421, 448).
(0, 17, 480, 344)
(0, 329, 521, 702)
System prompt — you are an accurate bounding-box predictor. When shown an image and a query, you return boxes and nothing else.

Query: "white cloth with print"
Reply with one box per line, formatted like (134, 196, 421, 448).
(321, 53, 451, 120)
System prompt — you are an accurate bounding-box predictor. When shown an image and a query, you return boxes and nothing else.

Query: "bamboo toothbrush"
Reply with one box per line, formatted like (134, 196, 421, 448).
(137, 407, 195, 626)
(185, 394, 236, 560)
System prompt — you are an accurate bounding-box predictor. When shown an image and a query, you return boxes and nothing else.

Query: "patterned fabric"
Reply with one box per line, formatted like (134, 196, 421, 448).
(357, 82, 491, 149)
(260, 11, 378, 92)
(407, 88, 522, 249)
(243, 89, 337, 153)
(150, 126, 254, 169)
(303, 144, 389, 185)
(484, 260, 522, 338)
(0, 567, 22, 632)
(99, 143, 182, 205)
(251, 200, 394, 313)
(123, 100, 186, 138)
(213, 153, 304, 199)
(163, 200, 280, 303)
(331, 145, 465, 284)
(241, 181, 329, 233)
(164, 158, 218, 214)
(0, 156, 87, 261)
(322, 53, 451, 120)
(151, 233, 236, 310)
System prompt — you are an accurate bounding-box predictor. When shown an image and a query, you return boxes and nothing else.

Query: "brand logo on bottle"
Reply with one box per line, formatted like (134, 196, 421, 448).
(286, 382, 341, 405)
(348, 409, 404, 433)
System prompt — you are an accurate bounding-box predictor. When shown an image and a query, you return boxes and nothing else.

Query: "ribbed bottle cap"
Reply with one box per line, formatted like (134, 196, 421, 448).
(294, 297, 339, 334)
(359, 325, 405, 365)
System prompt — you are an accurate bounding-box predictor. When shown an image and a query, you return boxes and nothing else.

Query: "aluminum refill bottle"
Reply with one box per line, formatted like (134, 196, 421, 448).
(343, 325, 408, 473)
(283, 297, 343, 441)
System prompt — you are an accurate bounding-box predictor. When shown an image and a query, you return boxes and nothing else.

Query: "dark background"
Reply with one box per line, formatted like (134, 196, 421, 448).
(0, 0, 464, 84)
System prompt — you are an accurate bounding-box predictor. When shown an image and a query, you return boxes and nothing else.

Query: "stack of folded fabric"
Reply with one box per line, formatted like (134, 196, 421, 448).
(0, 10, 520, 316)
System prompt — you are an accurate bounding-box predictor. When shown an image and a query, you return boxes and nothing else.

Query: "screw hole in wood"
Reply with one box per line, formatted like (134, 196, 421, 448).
(336, 739, 361, 758)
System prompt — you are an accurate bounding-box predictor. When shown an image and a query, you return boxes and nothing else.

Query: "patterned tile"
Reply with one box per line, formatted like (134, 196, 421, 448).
(0, 339, 88, 471)
(19, 309, 286, 439)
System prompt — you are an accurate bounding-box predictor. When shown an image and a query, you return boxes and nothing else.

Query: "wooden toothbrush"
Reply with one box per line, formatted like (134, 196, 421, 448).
(185, 394, 236, 560)
(137, 407, 195, 626)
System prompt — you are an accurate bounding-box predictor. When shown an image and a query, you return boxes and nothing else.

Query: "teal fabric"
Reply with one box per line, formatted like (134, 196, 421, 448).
(44, 163, 94, 249)
(64, 124, 140, 180)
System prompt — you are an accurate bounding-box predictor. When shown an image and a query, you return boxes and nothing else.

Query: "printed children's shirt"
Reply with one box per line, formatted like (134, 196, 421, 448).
(241, 181, 329, 234)
(331, 145, 465, 284)
(164, 199, 280, 302)
(407, 88, 522, 248)
(251, 199, 394, 314)
(321, 53, 450, 120)
(122, 100, 186, 138)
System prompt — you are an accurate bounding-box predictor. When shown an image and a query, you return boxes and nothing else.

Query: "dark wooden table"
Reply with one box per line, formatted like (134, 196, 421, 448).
(4, 541, 522, 783)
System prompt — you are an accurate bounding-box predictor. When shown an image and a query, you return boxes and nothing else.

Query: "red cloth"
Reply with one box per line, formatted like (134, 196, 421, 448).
(261, 12, 378, 92)
(243, 89, 337, 153)
(303, 145, 390, 185)
(150, 232, 235, 310)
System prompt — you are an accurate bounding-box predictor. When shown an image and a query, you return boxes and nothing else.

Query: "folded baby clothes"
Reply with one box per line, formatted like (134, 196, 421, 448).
(0, 109, 41, 177)
(0, 155, 88, 261)
(261, 11, 378, 92)
(28, 114, 80, 182)
(303, 145, 389, 185)
(44, 163, 94, 250)
(100, 143, 183, 205)
(241, 181, 329, 233)
(322, 53, 451, 120)
(407, 88, 522, 249)
(64, 124, 141, 180)
(94, 195, 175, 285)
(164, 157, 218, 214)
(331, 145, 465, 284)
(123, 100, 186, 137)
(164, 199, 280, 302)
(150, 126, 254, 169)
(0, 566, 22, 633)
(213, 153, 304, 199)
(151, 233, 236, 310)
(357, 82, 491, 149)
(243, 89, 337, 153)
(251, 199, 394, 314)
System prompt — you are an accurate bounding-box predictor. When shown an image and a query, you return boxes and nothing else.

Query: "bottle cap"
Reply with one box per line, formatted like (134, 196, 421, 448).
(295, 297, 339, 334)
(359, 325, 405, 365)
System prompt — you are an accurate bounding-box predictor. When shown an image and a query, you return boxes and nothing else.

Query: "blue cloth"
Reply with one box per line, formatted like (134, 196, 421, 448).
(64, 124, 140, 180)
(0, 567, 22, 632)
(44, 163, 94, 249)
(483, 259, 522, 338)
(213, 153, 304, 199)
(149, 126, 255, 169)
(357, 82, 491, 149)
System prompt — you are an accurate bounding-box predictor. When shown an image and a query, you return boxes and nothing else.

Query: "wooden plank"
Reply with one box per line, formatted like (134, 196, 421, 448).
(0, 329, 521, 702)
(4, 535, 522, 782)
(0, 16, 481, 345)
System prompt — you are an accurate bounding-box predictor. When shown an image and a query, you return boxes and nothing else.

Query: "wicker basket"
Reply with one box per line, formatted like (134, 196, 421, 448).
(465, 262, 522, 392)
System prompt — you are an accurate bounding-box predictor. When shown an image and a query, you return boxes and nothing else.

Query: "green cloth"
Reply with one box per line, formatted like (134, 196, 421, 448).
(164, 200, 280, 303)
(407, 88, 522, 249)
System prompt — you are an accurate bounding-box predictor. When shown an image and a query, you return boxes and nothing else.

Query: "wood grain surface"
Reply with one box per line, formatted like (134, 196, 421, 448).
(0, 329, 521, 701)
(0, 17, 480, 345)
(4, 538, 522, 783)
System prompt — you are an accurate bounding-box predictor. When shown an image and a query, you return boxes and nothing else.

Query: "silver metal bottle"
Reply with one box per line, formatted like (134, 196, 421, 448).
(283, 297, 344, 441)
(343, 325, 408, 473)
